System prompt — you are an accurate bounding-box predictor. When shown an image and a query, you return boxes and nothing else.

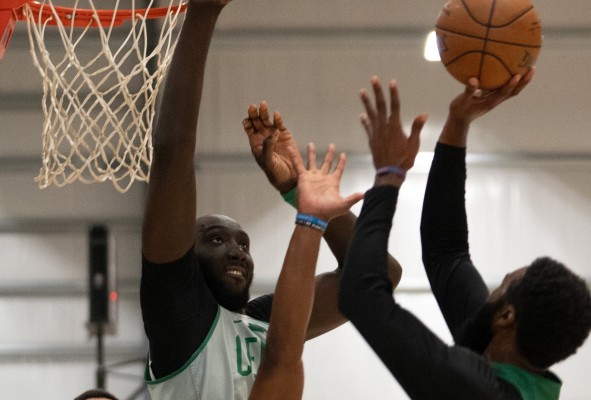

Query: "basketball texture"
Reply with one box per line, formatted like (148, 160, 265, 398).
(435, 0, 542, 90)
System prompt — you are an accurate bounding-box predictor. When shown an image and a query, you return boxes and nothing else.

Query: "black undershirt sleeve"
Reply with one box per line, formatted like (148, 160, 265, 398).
(420, 143, 491, 349)
(246, 294, 273, 322)
(140, 248, 218, 378)
(339, 186, 520, 400)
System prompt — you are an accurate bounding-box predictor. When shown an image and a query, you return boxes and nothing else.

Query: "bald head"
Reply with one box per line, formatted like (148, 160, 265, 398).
(196, 214, 243, 234)
(194, 213, 254, 312)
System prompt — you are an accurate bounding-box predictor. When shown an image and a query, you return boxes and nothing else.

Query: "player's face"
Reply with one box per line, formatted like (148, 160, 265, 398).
(487, 266, 528, 303)
(195, 214, 254, 312)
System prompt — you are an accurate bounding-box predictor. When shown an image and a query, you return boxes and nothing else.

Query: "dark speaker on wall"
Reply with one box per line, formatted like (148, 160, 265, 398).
(88, 225, 117, 334)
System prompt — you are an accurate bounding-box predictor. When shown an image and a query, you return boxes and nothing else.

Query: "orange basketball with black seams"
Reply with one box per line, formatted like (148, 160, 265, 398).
(436, 0, 542, 90)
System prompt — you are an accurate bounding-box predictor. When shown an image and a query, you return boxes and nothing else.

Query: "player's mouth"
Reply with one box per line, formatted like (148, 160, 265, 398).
(225, 266, 247, 280)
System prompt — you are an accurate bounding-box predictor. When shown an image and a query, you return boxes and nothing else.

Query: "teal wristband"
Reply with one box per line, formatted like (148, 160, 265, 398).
(281, 187, 297, 208)
(295, 213, 328, 232)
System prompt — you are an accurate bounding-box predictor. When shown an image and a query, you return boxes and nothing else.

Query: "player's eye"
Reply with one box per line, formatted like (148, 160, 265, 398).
(210, 236, 223, 245)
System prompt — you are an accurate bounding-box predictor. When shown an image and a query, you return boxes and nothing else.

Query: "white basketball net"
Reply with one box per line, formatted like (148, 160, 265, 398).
(21, 0, 186, 192)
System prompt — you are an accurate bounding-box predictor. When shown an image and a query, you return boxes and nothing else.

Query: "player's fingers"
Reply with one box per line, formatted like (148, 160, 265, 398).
(388, 80, 401, 118)
(513, 67, 535, 96)
(261, 130, 278, 165)
(388, 80, 403, 130)
(248, 104, 264, 131)
(259, 101, 274, 128)
(242, 118, 254, 136)
(341, 192, 365, 211)
(360, 113, 371, 137)
(406, 114, 427, 168)
(306, 143, 317, 170)
(274, 111, 287, 131)
(288, 145, 306, 175)
(320, 144, 336, 174)
(371, 76, 387, 121)
(247, 103, 258, 120)
(411, 113, 428, 138)
(465, 77, 480, 97)
(486, 75, 521, 105)
(360, 89, 376, 123)
(332, 152, 347, 180)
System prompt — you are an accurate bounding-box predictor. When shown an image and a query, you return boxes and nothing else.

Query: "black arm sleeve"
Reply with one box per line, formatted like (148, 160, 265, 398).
(246, 293, 273, 322)
(339, 186, 521, 400)
(420, 143, 490, 348)
(140, 248, 218, 378)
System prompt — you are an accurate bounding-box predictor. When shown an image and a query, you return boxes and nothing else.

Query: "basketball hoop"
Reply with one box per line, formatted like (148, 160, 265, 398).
(2, 0, 187, 192)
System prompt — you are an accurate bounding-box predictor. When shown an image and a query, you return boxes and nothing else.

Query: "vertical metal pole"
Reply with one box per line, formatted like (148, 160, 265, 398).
(96, 323, 106, 389)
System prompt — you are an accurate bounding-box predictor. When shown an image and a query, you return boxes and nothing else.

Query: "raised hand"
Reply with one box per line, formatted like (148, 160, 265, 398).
(440, 68, 535, 148)
(360, 76, 427, 172)
(287, 143, 364, 223)
(243, 101, 301, 194)
(449, 68, 535, 124)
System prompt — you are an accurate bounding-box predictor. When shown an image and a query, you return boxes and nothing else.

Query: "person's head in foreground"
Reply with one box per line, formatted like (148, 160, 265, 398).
(485, 256, 591, 370)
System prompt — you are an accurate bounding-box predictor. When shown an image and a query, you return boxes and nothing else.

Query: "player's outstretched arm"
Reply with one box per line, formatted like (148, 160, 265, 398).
(249, 144, 362, 400)
(142, 1, 230, 263)
(420, 70, 535, 342)
(243, 102, 402, 339)
(340, 75, 425, 319)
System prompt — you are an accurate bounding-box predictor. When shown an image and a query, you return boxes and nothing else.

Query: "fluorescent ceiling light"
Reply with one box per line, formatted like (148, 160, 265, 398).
(423, 31, 441, 62)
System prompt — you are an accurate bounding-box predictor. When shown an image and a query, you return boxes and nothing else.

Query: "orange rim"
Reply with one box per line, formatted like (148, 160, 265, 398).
(16, 1, 187, 27)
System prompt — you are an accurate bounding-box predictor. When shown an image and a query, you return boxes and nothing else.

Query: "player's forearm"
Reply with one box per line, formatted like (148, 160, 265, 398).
(323, 211, 356, 267)
(143, 5, 222, 262)
(324, 210, 402, 286)
(152, 5, 221, 158)
(339, 186, 398, 319)
(264, 226, 322, 365)
(437, 114, 471, 148)
(420, 143, 470, 269)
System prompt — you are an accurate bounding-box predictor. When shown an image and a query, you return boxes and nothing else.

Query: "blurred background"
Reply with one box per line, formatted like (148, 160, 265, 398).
(0, 0, 590, 398)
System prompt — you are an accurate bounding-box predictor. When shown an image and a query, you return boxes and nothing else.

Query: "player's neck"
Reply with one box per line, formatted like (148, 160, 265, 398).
(484, 332, 543, 375)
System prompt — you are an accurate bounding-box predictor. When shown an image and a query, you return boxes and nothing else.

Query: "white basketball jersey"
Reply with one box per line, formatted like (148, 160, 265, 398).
(146, 306, 269, 400)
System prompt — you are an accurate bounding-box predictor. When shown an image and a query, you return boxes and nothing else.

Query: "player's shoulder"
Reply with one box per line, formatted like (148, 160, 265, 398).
(245, 293, 274, 322)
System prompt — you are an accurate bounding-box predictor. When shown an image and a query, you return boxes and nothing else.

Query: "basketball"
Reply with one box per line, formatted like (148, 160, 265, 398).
(435, 0, 542, 90)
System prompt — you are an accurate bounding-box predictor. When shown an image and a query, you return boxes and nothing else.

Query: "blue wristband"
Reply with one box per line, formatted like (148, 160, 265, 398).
(376, 165, 406, 179)
(295, 213, 328, 232)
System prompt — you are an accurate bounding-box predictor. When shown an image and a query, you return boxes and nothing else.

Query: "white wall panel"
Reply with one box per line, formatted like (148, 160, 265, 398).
(0, 111, 43, 157)
(196, 156, 591, 284)
(0, 170, 144, 220)
(0, 297, 142, 343)
(194, 33, 591, 157)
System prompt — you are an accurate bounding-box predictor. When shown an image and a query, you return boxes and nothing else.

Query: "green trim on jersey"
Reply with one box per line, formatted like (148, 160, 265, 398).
(144, 305, 222, 384)
(491, 362, 561, 400)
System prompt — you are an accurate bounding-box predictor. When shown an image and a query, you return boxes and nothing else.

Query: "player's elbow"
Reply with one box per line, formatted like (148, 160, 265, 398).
(387, 256, 402, 290)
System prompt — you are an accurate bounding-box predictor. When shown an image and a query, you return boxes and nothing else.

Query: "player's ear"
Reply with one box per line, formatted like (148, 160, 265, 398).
(492, 303, 516, 328)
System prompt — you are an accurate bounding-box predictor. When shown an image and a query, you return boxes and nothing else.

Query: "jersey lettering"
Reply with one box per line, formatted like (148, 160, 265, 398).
(236, 335, 264, 376)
